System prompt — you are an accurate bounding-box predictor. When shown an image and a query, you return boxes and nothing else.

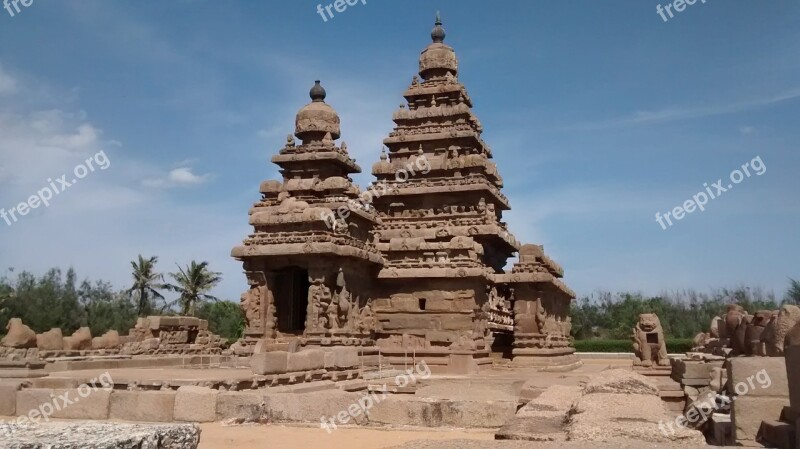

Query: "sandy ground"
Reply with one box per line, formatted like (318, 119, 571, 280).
(198, 423, 494, 449)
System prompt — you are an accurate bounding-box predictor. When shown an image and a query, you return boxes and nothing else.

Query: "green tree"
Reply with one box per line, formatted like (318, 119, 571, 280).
(80, 280, 138, 336)
(127, 255, 166, 317)
(196, 301, 244, 342)
(0, 268, 85, 333)
(787, 278, 800, 305)
(164, 261, 222, 316)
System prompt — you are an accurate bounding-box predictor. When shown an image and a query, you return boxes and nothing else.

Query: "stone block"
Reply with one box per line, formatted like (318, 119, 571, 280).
(449, 354, 479, 374)
(389, 295, 420, 312)
(731, 396, 789, 442)
(425, 298, 453, 312)
(263, 390, 367, 424)
(327, 347, 359, 369)
(368, 396, 516, 427)
(109, 390, 175, 422)
(712, 413, 734, 446)
(216, 391, 265, 422)
(440, 314, 473, 331)
(250, 351, 288, 375)
(380, 314, 438, 331)
(174, 386, 218, 423)
(728, 357, 788, 398)
(17, 388, 111, 420)
(758, 420, 795, 449)
(0, 381, 24, 416)
(796, 417, 800, 449)
(786, 345, 800, 413)
(287, 349, 325, 372)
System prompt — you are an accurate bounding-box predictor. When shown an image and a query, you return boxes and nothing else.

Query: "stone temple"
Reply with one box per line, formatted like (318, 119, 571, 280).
(231, 15, 578, 373)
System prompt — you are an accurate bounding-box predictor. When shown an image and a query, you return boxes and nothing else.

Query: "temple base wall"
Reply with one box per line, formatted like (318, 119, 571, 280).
(511, 346, 582, 371)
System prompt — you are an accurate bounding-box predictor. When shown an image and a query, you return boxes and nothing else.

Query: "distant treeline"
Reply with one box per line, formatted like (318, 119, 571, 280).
(571, 282, 800, 340)
(0, 267, 244, 342)
(2, 267, 798, 345)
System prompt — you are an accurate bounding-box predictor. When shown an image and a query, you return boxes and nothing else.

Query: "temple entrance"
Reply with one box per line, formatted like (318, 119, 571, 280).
(273, 267, 309, 334)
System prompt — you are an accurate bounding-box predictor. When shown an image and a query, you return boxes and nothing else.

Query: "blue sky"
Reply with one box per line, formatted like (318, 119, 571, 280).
(0, 0, 798, 302)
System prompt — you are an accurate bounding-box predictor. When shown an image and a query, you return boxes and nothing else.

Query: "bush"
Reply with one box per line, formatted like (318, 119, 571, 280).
(665, 338, 694, 353)
(573, 339, 632, 353)
(573, 338, 695, 353)
(196, 301, 244, 342)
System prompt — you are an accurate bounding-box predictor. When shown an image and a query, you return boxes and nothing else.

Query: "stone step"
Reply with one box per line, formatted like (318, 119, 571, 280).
(758, 419, 796, 449)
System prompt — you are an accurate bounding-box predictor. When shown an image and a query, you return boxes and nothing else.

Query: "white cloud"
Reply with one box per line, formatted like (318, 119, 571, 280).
(0, 65, 17, 95)
(142, 166, 212, 188)
(563, 87, 800, 131)
(169, 167, 210, 185)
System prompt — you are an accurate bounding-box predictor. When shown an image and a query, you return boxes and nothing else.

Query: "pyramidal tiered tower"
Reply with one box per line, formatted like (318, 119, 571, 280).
(231, 81, 383, 348)
(232, 15, 578, 373)
(367, 14, 578, 371)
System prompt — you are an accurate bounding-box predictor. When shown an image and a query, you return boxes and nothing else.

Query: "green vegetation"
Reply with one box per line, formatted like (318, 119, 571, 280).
(570, 285, 794, 341)
(573, 338, 693, 353)
(127, 255, 166, 317)
(164, 261, 222, 316)
(0, 262, 243, 342)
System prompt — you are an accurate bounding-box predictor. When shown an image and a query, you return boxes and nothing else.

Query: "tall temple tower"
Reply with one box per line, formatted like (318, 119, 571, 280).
(367, 14, 577, 372)
(232, 15, 578, 373)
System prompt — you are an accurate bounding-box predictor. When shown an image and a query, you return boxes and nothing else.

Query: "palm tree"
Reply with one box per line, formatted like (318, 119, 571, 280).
(127, 255, 165, 317)
(788, 278, 800, 305)
(164, 261, 222, 316)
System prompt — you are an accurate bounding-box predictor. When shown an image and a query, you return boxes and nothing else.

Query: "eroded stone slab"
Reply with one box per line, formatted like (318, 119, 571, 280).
(0, 421, 200, 449)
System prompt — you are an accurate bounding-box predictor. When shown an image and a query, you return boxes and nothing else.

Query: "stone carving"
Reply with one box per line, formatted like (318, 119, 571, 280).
(1, 318, 37, 349)
(64, 327, 92, 351)
(632, 313, 669, 367)
(765, 305, 800, 356)
(240, 279, 265, 334)
(306, 279, 333, 333)
(36, 328, 64, 350)
(744, 310, 772, 356)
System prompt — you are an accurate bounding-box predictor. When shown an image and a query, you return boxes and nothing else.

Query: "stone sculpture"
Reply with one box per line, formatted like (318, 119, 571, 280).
(632, 313, 669, 367)
(1, 318, 37, 349)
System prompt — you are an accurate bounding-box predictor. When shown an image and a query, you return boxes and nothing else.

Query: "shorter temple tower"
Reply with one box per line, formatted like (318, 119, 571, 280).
(231, 81, 382, 352)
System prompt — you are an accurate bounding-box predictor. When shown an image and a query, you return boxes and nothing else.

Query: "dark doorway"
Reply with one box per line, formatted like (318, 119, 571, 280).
(273, 267, 309, 334)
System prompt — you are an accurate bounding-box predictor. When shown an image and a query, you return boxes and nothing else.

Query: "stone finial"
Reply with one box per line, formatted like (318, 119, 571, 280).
(310, 80, 326, 102)
(380, 147, 388, 161)
(431, 11, 445, 43)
